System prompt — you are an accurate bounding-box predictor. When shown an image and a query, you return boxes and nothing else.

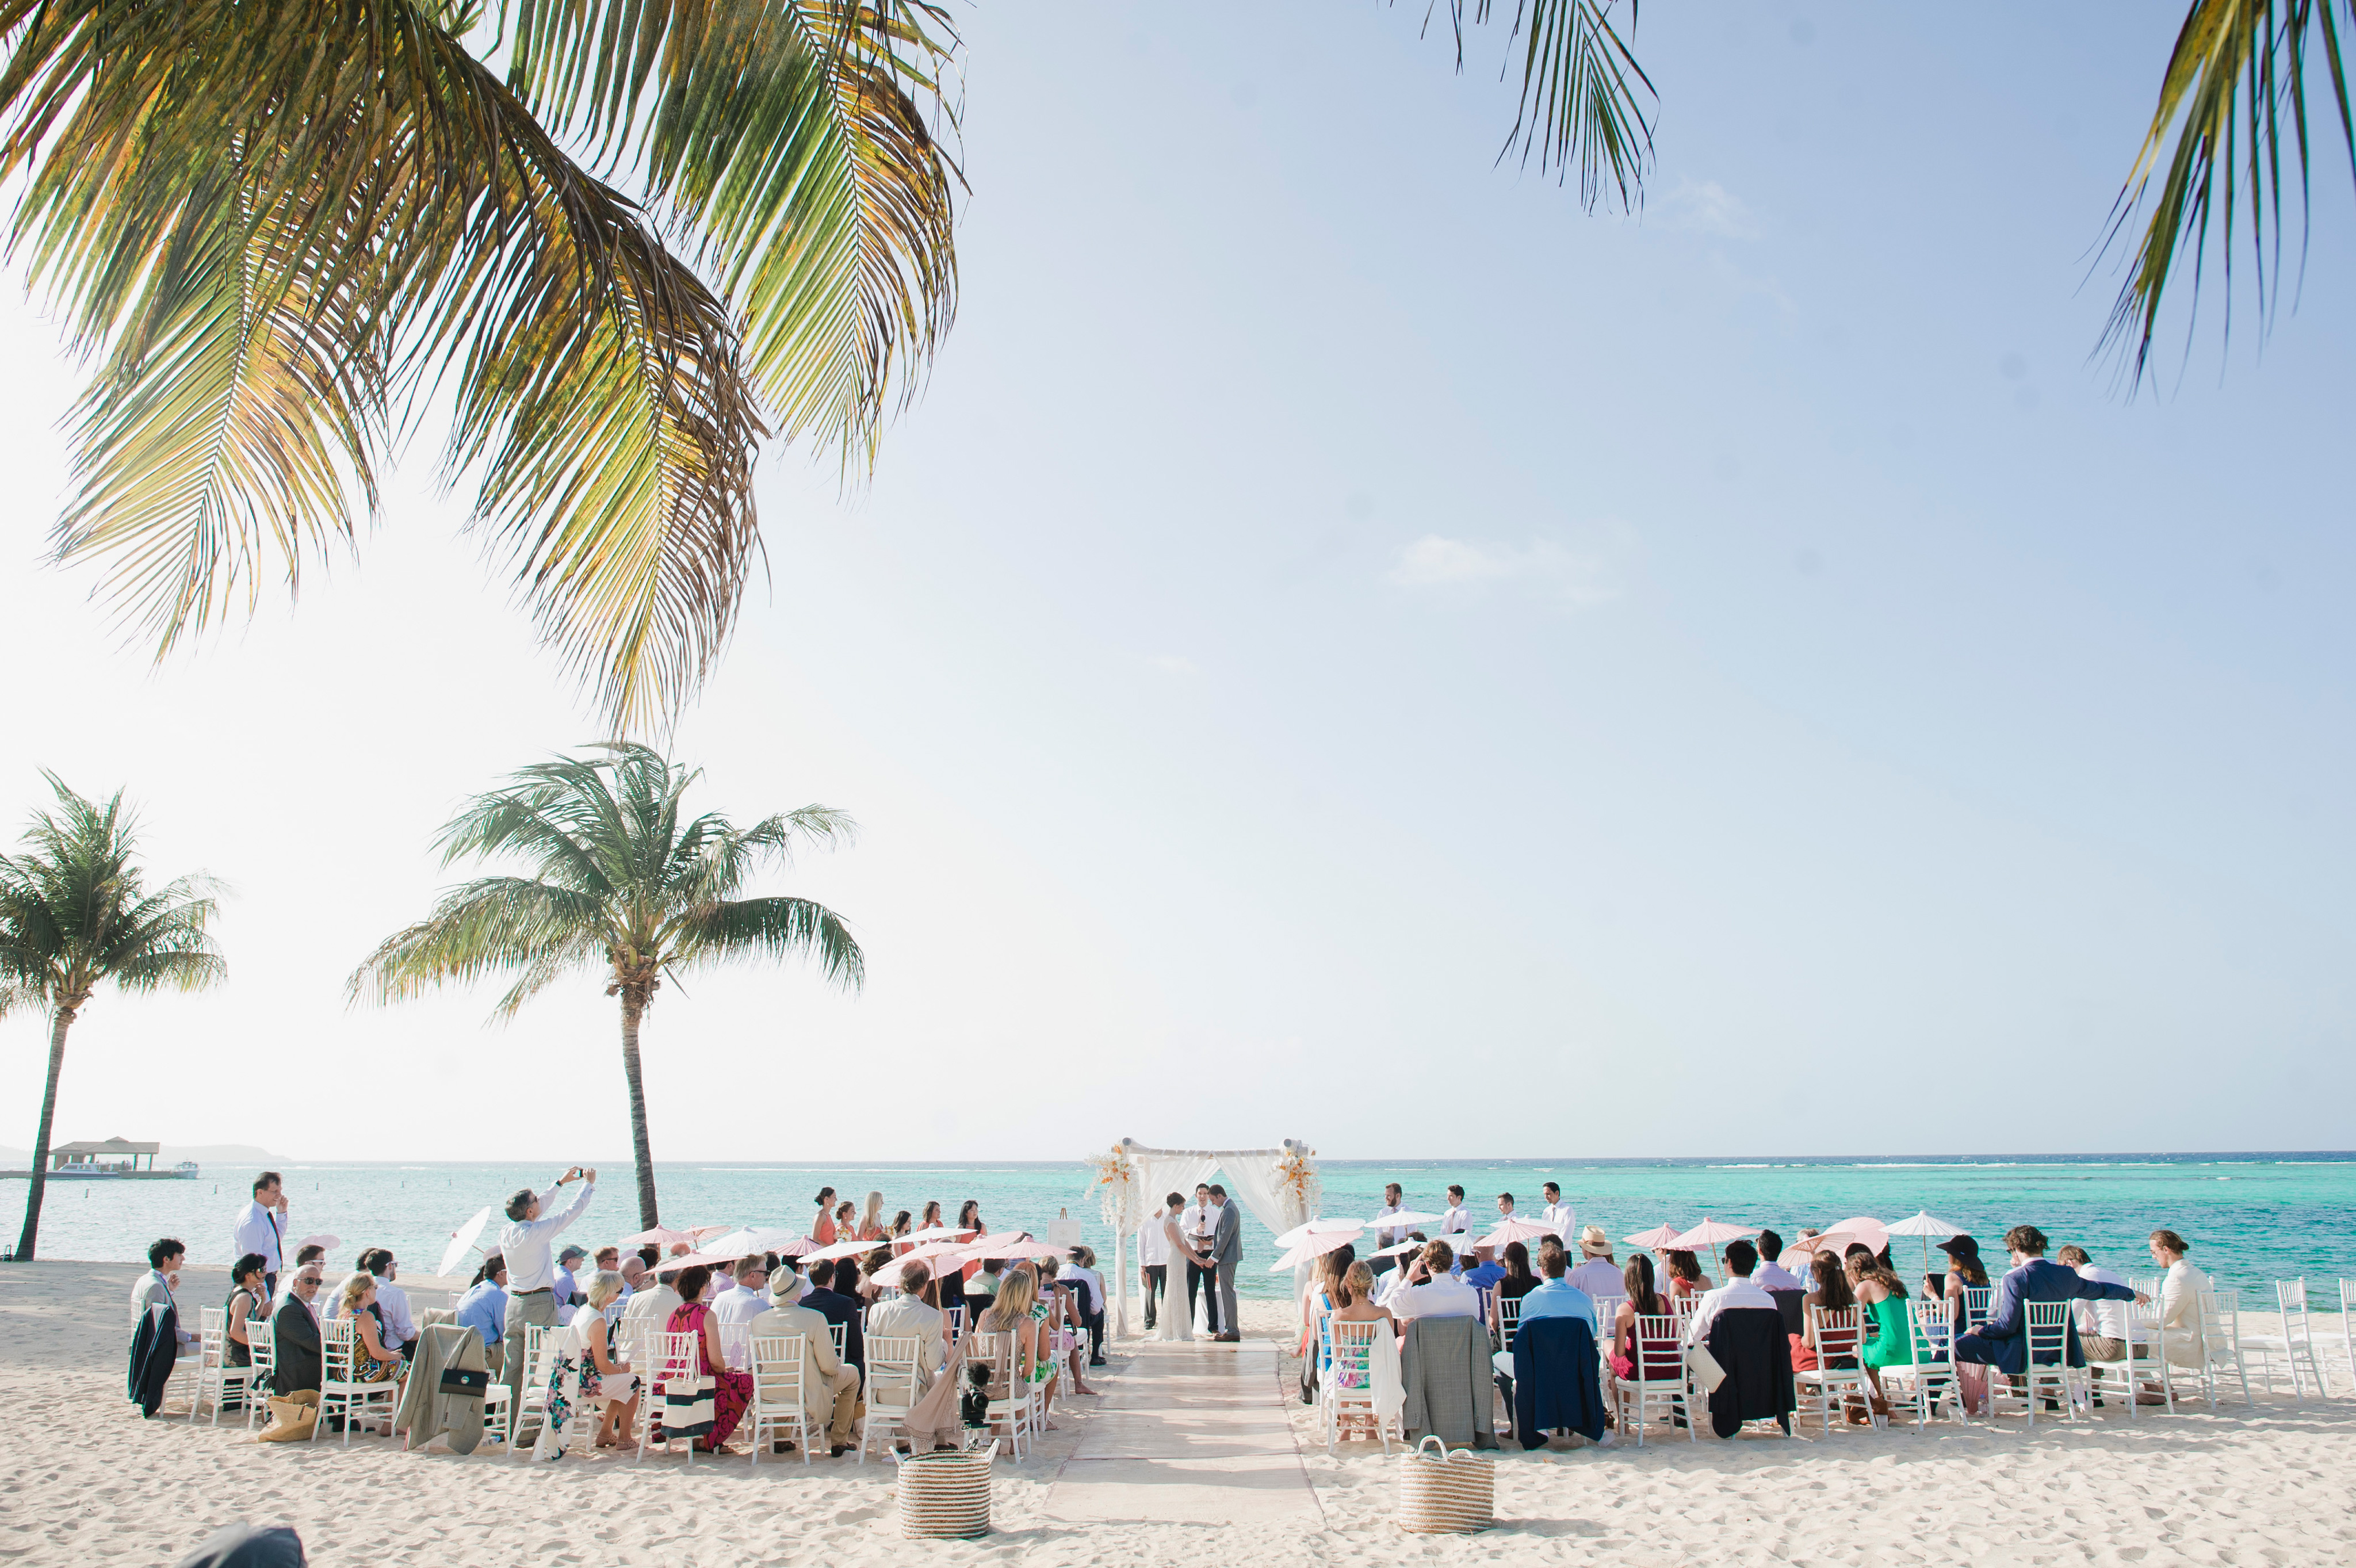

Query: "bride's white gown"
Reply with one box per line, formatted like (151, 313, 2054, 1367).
(1155, 1229, 1194, 1341)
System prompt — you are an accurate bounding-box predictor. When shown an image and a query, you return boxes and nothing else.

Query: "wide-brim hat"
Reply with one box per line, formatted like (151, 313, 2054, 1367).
(1578, 1226, 1613, 1257)
(1937, 1234, 1981, 1261)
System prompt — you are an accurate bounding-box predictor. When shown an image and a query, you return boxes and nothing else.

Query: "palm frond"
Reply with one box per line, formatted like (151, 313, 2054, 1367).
(502, 0, 962, 465)
(347, 875, 607, 1006)
(1421, 0, 1655, 210)
(0, 0, 768, 729)
(668, 894, 865, 989)
(2101, 0, 2356, 380)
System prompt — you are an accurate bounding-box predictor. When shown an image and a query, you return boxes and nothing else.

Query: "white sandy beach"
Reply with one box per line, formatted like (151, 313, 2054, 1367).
(7, 1261, 2353, 1567)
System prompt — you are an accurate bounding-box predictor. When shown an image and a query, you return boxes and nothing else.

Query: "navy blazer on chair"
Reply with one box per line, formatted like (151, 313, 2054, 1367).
(1510, 1315, 1607, 1447)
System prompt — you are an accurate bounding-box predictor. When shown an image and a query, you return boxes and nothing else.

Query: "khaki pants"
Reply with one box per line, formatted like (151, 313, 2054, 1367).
(811, 1363, 863, 1448)
(502, 1290, 559, 1410)
(257, 1389, 319, 1443)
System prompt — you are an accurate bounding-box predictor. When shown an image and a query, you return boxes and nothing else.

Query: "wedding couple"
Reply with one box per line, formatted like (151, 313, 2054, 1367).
(1154, 1183, 1240, 1343)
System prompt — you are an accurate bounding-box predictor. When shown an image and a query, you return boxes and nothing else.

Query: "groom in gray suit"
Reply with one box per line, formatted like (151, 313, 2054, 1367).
(1208, 1184, 1242, 1343)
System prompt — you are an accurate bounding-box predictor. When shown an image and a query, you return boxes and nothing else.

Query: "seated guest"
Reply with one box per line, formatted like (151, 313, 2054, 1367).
(1065, 1246, 1108, 1366)
(1682, 1239, 1776, 1346)
(1517, 1242, 1597, 1329)
(1566, 1229, 1622, 1298)
(1847, 1251, 1913, 1418)
(2149, 1229, 2214, 1370)
(1662, 1249, 1712, 1301)
(334, 1274, 404, 1385)
(1490, 1242, 1539, 1337)
(867, 1259, 948, 1391)
(224, 1253, 270, 1370)
(1753, 1230, 1806, 1292)
(801, 1259, 867, 1379)
(536, 1269, 641, 1454)
(554, 1245, 588, 1326)
(1952, 1225, 2142, 1392)
(1460, 1248, 1507, 1292)
(664, 1265, 753, 1453)
(969, 1258, 1003, 1305)
(613, 1255, 647, 1323)
(275, 1245, 327, 1307)
(713, 1255, 772, 1333)
(977, 1268, 1054, 1423)
(751, 1266, 863, 1456)
(255, 1264, 326, 1441)
(453, 1254, 510, 1372)
(1390, 1241, 1482, 1321)
(2055, 1244, 2156, 1406)
(355, 1249, 416, 1356)
(131, 1237, 200, 1353)
(1606, 1255, 1680, 1393)
(1792, 1250, 1856, 1373)
(621, 1264, 683, 1328)
(594, 1245, 620, 1272)
(1327, 1261, 1398, 1441)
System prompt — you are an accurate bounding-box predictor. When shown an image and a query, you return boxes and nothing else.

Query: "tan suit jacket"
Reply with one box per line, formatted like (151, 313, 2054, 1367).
(751, 1301, 846, 1417)
(866, 1295, 947, 1391)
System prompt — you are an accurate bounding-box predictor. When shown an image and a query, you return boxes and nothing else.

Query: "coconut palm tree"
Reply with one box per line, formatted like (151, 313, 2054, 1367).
(348, 743, 862, 1228)
(0, 777, 226, 1261)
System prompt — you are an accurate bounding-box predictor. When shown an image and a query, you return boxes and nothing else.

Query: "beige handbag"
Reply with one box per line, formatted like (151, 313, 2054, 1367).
(895, 1440, 999, 1538)
(1397, 1433, 1494, 1533)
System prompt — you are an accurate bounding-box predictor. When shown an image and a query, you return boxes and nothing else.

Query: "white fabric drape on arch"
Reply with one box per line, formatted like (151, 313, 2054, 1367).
(1108, 1139, 1317, 1336)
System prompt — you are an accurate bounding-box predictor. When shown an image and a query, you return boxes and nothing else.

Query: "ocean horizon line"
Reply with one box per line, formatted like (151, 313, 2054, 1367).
(136, 1148, 2356, 1170)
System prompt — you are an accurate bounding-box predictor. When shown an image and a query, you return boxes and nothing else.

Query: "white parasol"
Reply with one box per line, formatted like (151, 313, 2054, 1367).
(1268, 1227, 1364, 1271)
(1272, 1217, 1367, 1249)
(436, 1208, 495, 1278)
(1883, 1211, 1964, 1284)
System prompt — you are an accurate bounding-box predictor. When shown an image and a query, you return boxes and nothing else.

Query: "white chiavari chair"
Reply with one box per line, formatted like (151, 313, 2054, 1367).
(1612, 1313, 1692, 1447)
(747, 1333, 815, 1466)
(2239, 1280, 2324, 1401)
(1797, 1305, 1870, 1434)
(317, 1317, 400, 1444)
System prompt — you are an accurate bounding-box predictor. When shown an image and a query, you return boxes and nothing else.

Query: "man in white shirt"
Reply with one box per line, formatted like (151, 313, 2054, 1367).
(1752, 1230, 1807, 1292)
(495, 1166, 595, 1408)
(714, 1255, 772, 1334)
(355, 1248, 417, 1356)
(1370, 1184, 1411, 1274)
(1137, 1203, 1171, 1331)
(1439, 1185, 1470, 1238)
(1683, 1239, 1778, 1346)
(231, 1172, 289, 1294)
(1065, 1247, 1107, 1364)
(1389, 1240, 1482, 1321)
(1538, 1182, 1577, 1244)
(2056, 1244, 2144, 1404)
(867, 1259, 951, 1450)
(611, 1255, 647, 1325)
(1565, 1227, 1625, 1298)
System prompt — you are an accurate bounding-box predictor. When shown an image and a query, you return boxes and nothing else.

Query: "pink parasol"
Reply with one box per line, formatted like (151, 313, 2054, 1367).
(804, 1236, 890, 1263)
(894, 1240, 973, 1280)
(667, 1242, 761, 1267)
(1368, 1238, 1424, 1259)
(1477, 1216, 1559, 1248)
(1667, 1218, 1760, 1250)
(963, 1237, 1065, 1263)
(901, 1226, 977, 1243)
(1781, 1228, 1867, 1261)
(1272, 1217, 1367, 1249)
(614, 1225, 697, 1249)
(1829, 1215, 1891, 1254)
(1622, 1223, 1687, 1250)
(1268, 1229, 1361, 1272)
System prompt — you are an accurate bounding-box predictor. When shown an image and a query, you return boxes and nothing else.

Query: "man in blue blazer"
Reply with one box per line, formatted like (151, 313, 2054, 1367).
(1954, 1225, 2145, 1375)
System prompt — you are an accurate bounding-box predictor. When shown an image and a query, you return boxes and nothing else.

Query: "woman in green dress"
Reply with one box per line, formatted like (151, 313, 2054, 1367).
(1848, 1252, 1913, 1418)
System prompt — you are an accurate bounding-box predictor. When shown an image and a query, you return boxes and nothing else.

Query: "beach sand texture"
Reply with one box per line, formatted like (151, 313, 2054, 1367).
(7, 1261, 2353, 1566)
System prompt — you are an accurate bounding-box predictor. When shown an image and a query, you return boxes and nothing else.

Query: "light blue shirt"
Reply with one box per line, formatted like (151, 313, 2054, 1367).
(1517, 1277, 1597, 1328)
(454, 1280, 508, 1351)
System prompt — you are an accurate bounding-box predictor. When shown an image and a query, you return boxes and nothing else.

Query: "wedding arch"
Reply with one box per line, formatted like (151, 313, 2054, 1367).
(1087, 1137, 1320, 1335)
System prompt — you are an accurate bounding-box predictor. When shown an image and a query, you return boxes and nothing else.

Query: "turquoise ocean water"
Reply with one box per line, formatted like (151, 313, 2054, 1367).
(7, 1154, 2352, 1304)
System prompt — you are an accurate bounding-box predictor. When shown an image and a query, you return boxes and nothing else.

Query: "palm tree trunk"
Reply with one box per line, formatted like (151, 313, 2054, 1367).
(619, 990, 659, 1230)
(14, 1005, 75, 1262)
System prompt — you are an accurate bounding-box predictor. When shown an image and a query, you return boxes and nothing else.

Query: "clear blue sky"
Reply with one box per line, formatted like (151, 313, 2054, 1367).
(2, 3, 2350, 1161)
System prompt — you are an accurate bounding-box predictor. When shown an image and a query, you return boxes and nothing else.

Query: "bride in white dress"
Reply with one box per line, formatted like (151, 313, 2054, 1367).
(1155, 1206, 1200, 1342)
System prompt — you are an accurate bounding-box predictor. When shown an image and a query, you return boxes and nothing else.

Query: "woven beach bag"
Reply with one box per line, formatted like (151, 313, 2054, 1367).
(1397, 1434, 1494, 1533)
(896, 1441, 999, 1538)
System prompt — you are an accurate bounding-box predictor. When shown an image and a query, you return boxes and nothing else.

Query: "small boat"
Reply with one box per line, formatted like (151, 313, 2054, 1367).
(48, 1162, 125, 1179)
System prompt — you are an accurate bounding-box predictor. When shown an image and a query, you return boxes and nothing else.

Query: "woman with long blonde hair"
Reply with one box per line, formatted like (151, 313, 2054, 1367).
(859, 1191, 885, 1241)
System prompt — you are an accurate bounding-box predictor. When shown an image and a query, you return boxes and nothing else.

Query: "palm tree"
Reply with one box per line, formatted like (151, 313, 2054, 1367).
(0, 0, 962, 731)
(0, 777, 226, 1261)
(348, 743, 862, 1228)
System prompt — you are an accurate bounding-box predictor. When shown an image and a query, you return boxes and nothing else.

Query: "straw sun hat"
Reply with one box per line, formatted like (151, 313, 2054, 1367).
(1578, 1226, 1613, 1257)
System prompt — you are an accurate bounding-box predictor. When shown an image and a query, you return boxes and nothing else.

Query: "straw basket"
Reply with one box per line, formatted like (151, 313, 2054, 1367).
(1396, 1434, 1494, 1533)
(896, 1442, 998, 1538)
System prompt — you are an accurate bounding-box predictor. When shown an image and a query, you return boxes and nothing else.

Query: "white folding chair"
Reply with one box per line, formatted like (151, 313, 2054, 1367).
(2085, 1295, 2172, 1417)
(944, 1304, 967, 1344)
(242, 1317, 277, 1433)
(2335, 1281, 2356, 1397)
(1960, 1286, 1993, 1330)
(747, 1333, 816, 1466)
(2239, 1280, 2324, 1401)
(640, 1329, 709, 1465)
(1873, 1301, 1959, 1428)
(828, 1322, 847, 1363)
(1797, 1306, 1871, 1434)
(2013, 1302, 2080, 1424)
(1497, 1295, 1525, 1356)
(316, 1318, 400, 1444)
(859, 1335, 926, 1464)
(1321, 1320, 1395, 1454)
(1612, 1314, 1692, 1447)
(965, 1331, 1035, 1460)
(2195, 1290, 2252, 1407)
(504, 1325, 559, 1459)
(189, 1308, 260, 1425)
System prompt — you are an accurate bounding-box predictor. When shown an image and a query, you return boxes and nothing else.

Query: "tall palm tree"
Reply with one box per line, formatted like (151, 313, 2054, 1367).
(348, 743, 862, 1228)
(0, 777, 226, 1261)
(0, 0, 962, 731)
